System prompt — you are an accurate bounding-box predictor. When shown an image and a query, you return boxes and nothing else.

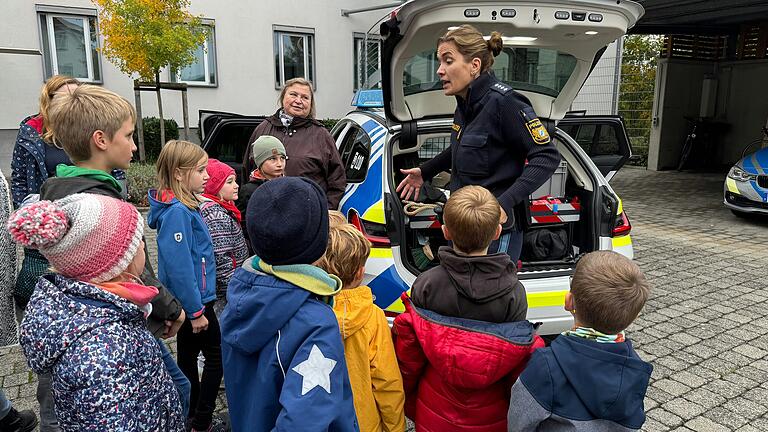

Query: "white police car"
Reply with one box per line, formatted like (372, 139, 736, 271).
(724, 130, 768, 217)
(202, 0, 642, 335)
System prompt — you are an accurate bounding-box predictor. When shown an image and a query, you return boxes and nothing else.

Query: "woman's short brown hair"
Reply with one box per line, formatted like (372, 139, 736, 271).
(438, 24, 503, 73)
(278, 78, 316, 119)
(570, 251, 651, 334)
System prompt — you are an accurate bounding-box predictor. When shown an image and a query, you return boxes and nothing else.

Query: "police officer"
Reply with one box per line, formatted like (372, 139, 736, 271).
(396, 24, 561, 262)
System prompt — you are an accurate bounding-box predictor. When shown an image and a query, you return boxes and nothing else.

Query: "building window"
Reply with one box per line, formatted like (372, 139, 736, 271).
(38, 12, 101, 82)
(353, 33, 381, 91)
(172, 23, 217, 86)
(273, 26, 315, 88)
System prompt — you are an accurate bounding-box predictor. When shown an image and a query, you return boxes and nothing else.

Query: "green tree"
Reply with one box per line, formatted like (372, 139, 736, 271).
(618, 35, 664, 166)
(94, 0, 207, 156)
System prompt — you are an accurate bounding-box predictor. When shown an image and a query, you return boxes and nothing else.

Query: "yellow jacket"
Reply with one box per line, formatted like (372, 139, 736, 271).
(333, 286, 406, 432)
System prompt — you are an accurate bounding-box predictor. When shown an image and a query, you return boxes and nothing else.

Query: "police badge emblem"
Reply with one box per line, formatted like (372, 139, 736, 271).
(525, 118, 551, 145)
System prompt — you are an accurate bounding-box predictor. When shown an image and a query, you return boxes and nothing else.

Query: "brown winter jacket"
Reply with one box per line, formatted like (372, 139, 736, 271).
(411, 246, 528, 323)
(248, 111, 346, 209)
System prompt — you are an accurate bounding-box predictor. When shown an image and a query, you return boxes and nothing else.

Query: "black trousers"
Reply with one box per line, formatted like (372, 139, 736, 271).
(177, 303, 223, 430)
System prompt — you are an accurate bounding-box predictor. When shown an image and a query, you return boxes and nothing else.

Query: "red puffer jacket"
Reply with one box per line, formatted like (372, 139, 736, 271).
(393, 295, 544, 432)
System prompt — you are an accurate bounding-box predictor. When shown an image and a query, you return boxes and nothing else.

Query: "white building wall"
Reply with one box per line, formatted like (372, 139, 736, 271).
(570, 40, 621, 115)
(0, 0, 392, 173)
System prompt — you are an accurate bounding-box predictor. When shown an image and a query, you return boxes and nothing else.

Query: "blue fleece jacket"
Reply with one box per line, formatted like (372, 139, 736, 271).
(508, 335, 652, 431)
(147, 190, 216, 319)
(220, 257, 359, 432)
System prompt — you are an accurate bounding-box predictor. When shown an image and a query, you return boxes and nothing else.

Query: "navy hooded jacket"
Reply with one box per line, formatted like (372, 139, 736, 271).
(507, 335, 652, 431)
(220, 259, 359, 432)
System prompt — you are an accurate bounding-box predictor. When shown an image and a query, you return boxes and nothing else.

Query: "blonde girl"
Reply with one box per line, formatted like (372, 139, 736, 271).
(147, 140, 222, 432)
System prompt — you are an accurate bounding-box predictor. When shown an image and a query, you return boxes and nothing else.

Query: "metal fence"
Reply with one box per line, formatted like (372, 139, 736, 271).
(617, 35, 664, 166)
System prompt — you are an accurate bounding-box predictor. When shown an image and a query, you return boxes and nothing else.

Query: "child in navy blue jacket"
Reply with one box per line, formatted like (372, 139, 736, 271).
(508, 251, 653, 432)
(148, 140, 221, 432)
(220, 177, 359, 432)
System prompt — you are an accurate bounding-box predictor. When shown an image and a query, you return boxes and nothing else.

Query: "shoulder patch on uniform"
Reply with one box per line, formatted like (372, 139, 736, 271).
(490, 82, 512, 94)
(526, 118, 551, 145)
(174, 232, 183, 243)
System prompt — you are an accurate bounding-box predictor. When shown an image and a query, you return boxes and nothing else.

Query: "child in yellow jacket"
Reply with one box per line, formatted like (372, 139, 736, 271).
(319, 222, 406, 432)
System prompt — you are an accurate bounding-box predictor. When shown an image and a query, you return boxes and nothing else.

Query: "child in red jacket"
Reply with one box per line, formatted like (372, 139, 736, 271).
(393, 185, 543, 432)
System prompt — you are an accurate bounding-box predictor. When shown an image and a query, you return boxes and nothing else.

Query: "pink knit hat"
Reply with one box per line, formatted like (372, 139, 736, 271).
(7, 193, 144, 283)
(204, 159, 235, 196)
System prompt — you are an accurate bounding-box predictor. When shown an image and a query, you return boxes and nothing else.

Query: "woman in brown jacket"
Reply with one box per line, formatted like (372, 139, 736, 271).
(247, 78, 346, 209)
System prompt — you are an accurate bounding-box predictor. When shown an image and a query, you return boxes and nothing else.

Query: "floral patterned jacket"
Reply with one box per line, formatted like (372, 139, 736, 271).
(20, 274, 184, 432)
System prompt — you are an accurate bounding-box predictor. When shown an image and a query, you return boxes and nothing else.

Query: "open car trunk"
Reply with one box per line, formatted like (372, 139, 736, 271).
(377, 0, 642, 276)
(385, 122, 603, 278)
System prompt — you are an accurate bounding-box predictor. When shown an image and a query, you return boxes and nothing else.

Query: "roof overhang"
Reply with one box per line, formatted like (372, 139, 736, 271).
(632, 0, 768, 35)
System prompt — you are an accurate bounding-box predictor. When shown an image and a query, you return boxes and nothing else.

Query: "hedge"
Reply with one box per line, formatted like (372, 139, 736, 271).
(126, 162, 157, 207)
(134, 117, 180, 162)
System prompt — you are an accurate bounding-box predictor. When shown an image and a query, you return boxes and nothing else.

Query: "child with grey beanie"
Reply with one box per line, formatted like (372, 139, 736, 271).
(235, 135, 288, 253)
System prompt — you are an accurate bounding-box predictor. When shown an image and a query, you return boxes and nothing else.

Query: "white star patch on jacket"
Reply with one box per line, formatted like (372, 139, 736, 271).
(292, 344, 337, 396)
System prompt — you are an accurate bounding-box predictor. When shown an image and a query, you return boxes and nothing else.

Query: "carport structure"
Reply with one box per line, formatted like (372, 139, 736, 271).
(631, 0, 768, 171)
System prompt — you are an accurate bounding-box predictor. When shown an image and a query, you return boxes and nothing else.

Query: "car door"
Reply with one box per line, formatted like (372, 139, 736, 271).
(558, 115, 633, 181)
(200, 112, 265, 184)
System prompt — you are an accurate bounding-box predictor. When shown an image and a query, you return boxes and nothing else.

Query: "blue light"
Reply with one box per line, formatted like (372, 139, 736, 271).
(351, 89, 384, 108)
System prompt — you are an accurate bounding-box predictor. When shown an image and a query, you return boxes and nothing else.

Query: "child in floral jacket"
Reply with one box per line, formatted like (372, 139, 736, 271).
(10, 194, 183, 432)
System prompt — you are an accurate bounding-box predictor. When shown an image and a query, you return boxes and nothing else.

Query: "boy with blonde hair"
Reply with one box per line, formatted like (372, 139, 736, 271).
(393, 185, 541, 432)
(411, 184, 527, 323)
(37, 84, 189, 418)
(318, 224, 406, 432)
(508, 251, 653, 431)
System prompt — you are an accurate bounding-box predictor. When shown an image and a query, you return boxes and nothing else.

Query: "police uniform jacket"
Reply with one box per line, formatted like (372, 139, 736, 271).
(420, 71, 561, 230)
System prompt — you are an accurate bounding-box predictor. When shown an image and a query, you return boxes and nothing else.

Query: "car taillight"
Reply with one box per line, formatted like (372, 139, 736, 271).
(384, 310, 399, 319)
(613, 211, 631, 237)
(348, 211, 391, 248)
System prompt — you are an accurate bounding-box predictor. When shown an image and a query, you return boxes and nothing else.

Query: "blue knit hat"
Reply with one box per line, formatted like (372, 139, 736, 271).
(246, 177, 329, 265)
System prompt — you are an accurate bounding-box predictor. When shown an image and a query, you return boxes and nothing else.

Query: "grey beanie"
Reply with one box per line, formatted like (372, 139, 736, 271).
(251, 135, 287, 169)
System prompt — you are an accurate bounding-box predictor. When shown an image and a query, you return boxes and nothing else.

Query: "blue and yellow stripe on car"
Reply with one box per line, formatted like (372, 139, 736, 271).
(339, 119, 387, 220)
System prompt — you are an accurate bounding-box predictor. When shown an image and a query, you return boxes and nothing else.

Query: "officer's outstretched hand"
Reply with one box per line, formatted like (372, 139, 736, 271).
(397, 168, 424, 201)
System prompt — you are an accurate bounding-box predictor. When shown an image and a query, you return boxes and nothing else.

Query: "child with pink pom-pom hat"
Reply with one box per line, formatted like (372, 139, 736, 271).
(6, 193, 185, 432)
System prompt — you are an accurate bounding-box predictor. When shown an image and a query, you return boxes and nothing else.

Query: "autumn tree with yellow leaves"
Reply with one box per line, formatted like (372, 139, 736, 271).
(94, 0, 207, 155)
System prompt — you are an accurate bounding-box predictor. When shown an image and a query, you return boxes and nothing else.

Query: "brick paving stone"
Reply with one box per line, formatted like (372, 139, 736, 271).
(744, 418, 768, 430)
(721, 399, 765, 422)
(683, 387, 726, 410)
(685, 417, 731, 432)
(703, 406, 751, 430)
(648, 408, 685, 428)
(664, 398, 709, 421)
(733, 345, 767, 360)
(671, 371, 708, 388)
(655, 379, 692, 397)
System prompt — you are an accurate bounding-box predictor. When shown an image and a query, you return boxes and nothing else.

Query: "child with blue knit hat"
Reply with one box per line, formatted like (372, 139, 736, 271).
(219, 176, 359, 432)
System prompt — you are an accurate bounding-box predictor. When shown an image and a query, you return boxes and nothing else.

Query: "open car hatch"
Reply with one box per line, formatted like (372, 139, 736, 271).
(380, 0, 644, 122)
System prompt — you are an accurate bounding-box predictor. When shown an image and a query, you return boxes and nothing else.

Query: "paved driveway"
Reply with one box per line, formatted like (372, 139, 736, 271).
(613, 168, 768, 431)
(2, 167, 767, 431)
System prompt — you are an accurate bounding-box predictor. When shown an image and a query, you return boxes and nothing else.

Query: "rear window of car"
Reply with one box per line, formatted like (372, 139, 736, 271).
(403, 47, 577, 98)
